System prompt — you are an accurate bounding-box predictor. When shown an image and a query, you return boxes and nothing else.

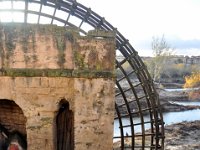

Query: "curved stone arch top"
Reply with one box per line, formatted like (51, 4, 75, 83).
(0, 0, 165, 149)
(0, 99, 27, 136)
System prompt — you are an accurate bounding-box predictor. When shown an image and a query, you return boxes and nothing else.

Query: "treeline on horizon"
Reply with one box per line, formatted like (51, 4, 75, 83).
(116, 35, 200, 89)
(143, 56, 200, 84)
(116, 56, 200, 88)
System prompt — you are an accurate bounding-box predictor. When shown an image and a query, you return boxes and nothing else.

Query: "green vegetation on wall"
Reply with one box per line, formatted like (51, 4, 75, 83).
(53, 26, 76, 68)
(4, 26, 17, 59)
(54, 35, 66, 68)
(74, 50, 85, 69)
(0, 68, 115, 78)
(0, 24, 38, 65)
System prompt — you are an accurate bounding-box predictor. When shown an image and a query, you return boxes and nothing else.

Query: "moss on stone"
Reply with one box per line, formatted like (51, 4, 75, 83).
(32, 55, 38, 62)
(46, 69, 72, 77)
(0, 23, 81, 68)
(20, 26, 31, 51)
(31, 30, 36, 50)
(37, 24, 66, 36)
(0, 68, 115, 78)
(88, 29, 116, 38)
(41, 117, 52, 123)
(53, 28, 77, 68)
(74, 50, 86, 69)
(4, 26, 16, 59)
(27, 125, 42, 130)
(0, 26, 5, 68)
(65, 32, 75, 43)
(54, 35, 66, 68)
(0, 23, 116, 79)
(24, 55, 30, 64)
(96, 63, 102, 71)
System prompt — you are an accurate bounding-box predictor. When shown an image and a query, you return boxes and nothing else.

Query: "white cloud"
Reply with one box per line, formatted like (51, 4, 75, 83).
(176, 48, 200, 56)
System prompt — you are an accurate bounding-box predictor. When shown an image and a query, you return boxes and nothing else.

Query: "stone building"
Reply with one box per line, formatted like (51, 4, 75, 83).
(0, 24, 115, 150)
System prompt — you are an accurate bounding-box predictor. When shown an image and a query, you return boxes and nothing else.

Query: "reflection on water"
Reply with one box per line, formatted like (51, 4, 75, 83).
(114, 108, 200, 137)
(114, 116, 151, 137)
(170, 101, 200, 106)
(163, 109, 200, 125)
(165, 88, 199, 92)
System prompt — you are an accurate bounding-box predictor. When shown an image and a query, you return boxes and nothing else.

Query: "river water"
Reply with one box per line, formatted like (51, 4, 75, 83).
(114, 101, 200, 137)
(165, 87, 200, 92)
(170, 101, 200, 106)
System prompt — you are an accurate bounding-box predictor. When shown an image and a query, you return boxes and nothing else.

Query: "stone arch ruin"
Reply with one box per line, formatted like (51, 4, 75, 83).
(0, 99, 27, 136)
(0, 0, 165, 149)
(0, 99, 27, 149)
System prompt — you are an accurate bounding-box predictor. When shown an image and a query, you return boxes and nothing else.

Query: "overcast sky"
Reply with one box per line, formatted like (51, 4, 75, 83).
(78, 0, 200, 56)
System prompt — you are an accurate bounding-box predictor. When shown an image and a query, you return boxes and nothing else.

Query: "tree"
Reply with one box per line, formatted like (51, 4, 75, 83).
(184, 72, 200, 88)
(184, 72, 200, 100)
(148, 35, 174, 83)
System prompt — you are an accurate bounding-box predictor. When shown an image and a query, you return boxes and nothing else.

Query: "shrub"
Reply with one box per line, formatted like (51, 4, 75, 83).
(184, 72, 200, 88)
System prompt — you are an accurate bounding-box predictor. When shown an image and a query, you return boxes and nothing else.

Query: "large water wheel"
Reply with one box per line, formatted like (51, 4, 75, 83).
(0, 0, 164, 149)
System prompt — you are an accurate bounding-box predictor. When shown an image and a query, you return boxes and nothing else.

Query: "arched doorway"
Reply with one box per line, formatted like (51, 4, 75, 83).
(0, 99, 27, 149)
(56, 99, 74, 150)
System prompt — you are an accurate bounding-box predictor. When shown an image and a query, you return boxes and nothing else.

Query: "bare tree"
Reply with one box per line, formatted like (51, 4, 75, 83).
(148, 35, 174, 83)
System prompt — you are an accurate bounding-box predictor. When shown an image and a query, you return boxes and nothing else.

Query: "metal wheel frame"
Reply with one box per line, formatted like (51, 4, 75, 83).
(0, 0, 165, 149)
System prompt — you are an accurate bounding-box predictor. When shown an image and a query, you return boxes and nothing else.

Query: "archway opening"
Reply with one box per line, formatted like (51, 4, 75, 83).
(0, 99, 27, 149)
(56, 99, 74, 150)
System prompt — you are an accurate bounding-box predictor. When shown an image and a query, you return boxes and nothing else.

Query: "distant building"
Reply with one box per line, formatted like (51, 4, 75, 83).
(142, 55, 200, 66)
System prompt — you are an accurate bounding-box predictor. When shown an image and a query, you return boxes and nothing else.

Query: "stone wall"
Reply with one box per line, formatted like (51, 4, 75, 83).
(0, 24, 115, 150)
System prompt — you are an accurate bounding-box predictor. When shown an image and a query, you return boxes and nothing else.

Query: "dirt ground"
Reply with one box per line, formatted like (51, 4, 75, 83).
(165, 121, 200, 150)
(113, 121, 200, 150)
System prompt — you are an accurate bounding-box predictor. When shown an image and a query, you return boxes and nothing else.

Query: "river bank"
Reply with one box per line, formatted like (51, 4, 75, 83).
(159, 89, 200, 149)
(114, 86, 200, 149)
(165, 121, 200, 150)
(116, 87, 200, 115)
(114, 121, 200, 150)
(158, 88, 200, 112)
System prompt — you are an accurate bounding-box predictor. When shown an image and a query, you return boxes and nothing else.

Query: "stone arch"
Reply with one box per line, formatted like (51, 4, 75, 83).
(0, 99, 27, 146)
(0, 0, 165, 149)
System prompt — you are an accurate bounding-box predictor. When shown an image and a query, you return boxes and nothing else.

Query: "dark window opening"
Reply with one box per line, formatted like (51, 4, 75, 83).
(56, 100, 74, 150)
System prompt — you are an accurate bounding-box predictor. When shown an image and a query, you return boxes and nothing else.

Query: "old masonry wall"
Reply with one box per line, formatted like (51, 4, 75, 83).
(0, 24, 115, 150)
